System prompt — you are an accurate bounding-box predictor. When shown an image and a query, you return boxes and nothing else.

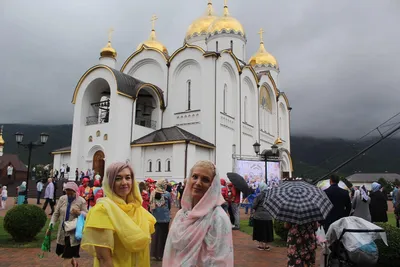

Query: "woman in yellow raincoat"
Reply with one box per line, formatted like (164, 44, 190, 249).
(81, 162, 156, 267)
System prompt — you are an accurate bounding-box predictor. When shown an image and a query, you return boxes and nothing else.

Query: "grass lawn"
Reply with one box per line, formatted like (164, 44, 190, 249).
(0, 217, 58, 248)
(240, 212, 397, 247)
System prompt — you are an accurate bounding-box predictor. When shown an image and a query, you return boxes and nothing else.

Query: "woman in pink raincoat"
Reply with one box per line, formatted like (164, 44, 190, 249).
(162, 160, 233, 267)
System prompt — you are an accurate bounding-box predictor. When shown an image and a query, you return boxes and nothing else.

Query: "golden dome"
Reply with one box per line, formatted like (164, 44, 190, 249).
(207, 2, 245, 37)
(186, 1, 217, 40)
(100, 41, 117, 58)
(137, 30, 168, 54)
(249, 28, 278, 69)
(137, 15, 168, 55)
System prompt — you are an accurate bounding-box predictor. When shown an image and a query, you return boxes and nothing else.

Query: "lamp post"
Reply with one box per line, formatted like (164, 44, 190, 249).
(15, 132, 49, 204)
(253, 142, 280, 184)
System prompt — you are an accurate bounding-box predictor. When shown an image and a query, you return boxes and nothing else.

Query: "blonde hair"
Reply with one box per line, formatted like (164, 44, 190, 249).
(189, 160, 216, 178)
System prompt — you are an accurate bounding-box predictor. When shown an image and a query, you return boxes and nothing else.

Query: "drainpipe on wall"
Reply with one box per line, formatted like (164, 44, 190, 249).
(162, 62, 171, 128)
(184, 140, 189, 178)
(239, 72, 242, 156)
(130, 99, 135, 143)
(214, 54, 219, 164)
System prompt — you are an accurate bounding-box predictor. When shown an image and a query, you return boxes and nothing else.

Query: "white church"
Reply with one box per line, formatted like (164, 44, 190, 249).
(53, 0, 293, 181)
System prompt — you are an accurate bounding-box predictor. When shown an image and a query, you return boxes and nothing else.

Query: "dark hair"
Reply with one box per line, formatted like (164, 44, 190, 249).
(330, 174, 340, 184)
(139, 182, 146, 192)
(155, 192, 162, 200)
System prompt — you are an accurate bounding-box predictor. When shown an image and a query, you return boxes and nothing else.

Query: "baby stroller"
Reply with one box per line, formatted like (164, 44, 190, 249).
(324, 217, 388, 267)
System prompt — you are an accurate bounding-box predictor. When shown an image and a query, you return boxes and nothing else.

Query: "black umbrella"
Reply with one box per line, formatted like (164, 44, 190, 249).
(263, 181, 333, 225)
(226, 172, 251, 198)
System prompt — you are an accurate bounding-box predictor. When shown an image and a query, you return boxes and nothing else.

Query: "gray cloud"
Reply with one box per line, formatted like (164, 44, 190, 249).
(1, 0, 399, 139)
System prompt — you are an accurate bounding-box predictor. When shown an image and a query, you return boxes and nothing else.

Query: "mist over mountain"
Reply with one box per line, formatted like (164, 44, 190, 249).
(1, 124, 400, 178)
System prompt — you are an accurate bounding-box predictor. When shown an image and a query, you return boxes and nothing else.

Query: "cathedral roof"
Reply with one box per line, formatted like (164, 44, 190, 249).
(52, 146, 71, 154)
(207, 1, 245, 38)
(100, 41, 117, 58)
(131, 126, 215, 148)
(249, 29, 278, 70)
(108, 68, 164, 105)
(185, 1, 217, 41)
(0, 154, 27, 172)
(137, 15, 168, 55)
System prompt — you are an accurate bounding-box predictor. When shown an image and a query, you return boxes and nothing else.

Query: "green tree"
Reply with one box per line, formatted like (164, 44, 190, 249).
(378, 177, 393, 194)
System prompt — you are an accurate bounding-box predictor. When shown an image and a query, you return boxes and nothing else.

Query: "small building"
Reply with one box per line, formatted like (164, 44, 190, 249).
(346, 173, 400, 190)
(0, 127, 28, 185)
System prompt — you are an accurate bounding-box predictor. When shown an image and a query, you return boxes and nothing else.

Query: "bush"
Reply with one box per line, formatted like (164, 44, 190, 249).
(274, 220, 288, 241)
(4, 204, 47, 242)
(375, 222, 400, 267)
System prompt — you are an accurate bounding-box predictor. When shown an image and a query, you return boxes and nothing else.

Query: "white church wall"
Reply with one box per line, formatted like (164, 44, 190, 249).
(172, 143, 186, 181)
(186, 36, 207, 50)
(70, 68, 118, 178)
(278, 98, 290, 151)
(123, 51, 167, 91)
(195, 146, 212, 162)
(53, 154, 61, 172)
(131, 147, 144, 179)
(166, 49, 216, 145)
(216, 57, 239, 176)
(108, 95, 134, 163)
(207, 34, 246, 61)
(142, 145, 173, 180)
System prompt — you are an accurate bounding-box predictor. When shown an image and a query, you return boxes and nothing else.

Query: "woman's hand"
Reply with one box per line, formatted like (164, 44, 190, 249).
(71, 208, 80, 216)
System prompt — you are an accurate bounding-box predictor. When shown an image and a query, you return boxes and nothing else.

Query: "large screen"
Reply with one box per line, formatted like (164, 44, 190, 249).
(266, 161, 281, 188)
(234, 160, 265, 187)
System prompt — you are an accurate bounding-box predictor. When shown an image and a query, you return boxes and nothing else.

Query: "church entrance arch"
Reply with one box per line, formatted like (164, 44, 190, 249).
(92, 150, 105, 180)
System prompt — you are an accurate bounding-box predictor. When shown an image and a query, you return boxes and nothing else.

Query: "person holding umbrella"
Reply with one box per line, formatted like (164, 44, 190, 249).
(263, 179, 334, 267)
(226, 172, 252, 231)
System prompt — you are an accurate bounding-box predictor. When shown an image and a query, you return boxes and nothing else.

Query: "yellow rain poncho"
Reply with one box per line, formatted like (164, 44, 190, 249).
(81, 163, 156, 267)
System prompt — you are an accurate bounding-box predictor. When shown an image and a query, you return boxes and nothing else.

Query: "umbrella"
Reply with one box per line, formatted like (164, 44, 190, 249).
(263, 181, 333, 225)
(317, 179, 350, 191)
(38, 224, 53, 258)
(226, 172, 251, 198)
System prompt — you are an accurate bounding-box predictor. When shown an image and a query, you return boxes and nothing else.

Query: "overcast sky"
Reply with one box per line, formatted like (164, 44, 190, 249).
(1, 0, 399, 139)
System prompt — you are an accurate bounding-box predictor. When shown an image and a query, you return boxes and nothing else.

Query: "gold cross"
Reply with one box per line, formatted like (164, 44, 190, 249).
(258, 28, 265, 43)
(108, 28, 114, 43)
(151, 15, 158, 30)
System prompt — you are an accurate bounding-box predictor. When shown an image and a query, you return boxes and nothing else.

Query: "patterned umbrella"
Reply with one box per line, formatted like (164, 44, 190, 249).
(263, 181, 333, 225)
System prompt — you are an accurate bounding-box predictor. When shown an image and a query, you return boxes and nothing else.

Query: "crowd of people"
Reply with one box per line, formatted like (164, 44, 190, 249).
(5, 161, 396, 267)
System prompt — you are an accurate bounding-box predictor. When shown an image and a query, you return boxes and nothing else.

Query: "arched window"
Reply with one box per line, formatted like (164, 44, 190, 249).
(148, 160, 152, 172)
(230, 40, 233, 50)
(165, 159, 171, 172)
(223, 84, 228, 114)
(187, 80, 191, 110)
(244, 96, 248, 123)
(216, 41, 219, 52)
(156, 160, 161, 172)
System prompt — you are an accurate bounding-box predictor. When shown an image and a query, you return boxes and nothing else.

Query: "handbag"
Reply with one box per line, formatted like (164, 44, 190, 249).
(63, 218, 77, 232)
(249, 214, 254, 227)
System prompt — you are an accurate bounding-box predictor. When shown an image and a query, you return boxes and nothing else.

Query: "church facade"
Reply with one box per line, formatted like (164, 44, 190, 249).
(53, 1, 293, 182)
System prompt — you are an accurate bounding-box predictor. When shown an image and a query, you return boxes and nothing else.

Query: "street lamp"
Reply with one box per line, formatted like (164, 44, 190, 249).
(15, 132, 49, 204)
(271, 144, 278, 155)
(253, 142, 261, 155)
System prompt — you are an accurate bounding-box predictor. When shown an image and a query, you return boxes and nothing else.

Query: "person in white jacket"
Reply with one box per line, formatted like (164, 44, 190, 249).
(36, 180, 44, 205)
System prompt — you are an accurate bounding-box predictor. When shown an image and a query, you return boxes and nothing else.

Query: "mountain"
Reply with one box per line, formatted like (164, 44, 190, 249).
(1, 124, 400, 179)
